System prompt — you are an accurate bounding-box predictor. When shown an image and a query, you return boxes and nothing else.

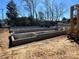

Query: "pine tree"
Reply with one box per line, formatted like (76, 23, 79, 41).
(6, 0, 18, 20)
(6, 0, 18, 26)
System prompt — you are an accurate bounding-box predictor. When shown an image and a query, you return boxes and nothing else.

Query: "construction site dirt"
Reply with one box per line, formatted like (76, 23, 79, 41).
(0, 35, 79, 59)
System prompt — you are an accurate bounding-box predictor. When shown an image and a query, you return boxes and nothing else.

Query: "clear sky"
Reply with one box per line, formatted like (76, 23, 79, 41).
(0, 0, 79, 19)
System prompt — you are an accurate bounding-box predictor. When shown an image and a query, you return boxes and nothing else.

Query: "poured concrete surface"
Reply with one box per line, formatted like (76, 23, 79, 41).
(11, 26, 57, 33)
(13, 30, 56, 39)
(10, 30, 65, 47)
(0, 35, 79, 59)
(14, 33, 35, 39)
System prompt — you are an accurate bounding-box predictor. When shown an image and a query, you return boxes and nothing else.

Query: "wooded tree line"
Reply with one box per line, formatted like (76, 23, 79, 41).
(22, 0, 67, 20)
(5, 0, 67, 26)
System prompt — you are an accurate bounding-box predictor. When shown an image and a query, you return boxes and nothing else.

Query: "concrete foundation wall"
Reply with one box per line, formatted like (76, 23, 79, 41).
(10, 31, 66, 47)
(13, 28, 56, 33)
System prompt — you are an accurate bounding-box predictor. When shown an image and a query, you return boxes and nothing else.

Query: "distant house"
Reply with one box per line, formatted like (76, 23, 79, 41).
(0, 20, 9, 28)
(57, 22, 70, 31)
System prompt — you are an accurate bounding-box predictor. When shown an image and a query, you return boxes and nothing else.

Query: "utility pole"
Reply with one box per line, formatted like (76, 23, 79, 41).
(1, 9, 4, 20)
(0, 8, 4, 26)
(0, 8, 4, 20)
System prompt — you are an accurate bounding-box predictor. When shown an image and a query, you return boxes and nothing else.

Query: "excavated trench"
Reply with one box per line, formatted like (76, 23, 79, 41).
(9, 31, 66, 47)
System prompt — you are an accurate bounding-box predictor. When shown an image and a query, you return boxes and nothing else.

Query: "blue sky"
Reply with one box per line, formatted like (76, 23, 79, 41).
(0, 0, 79, 19)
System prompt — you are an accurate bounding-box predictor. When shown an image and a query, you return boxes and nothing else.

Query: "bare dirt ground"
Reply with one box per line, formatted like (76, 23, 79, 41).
(0, 35, 79, 59)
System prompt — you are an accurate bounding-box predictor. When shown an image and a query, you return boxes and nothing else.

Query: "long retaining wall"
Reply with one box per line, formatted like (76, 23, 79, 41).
(9, 31, 66, 47)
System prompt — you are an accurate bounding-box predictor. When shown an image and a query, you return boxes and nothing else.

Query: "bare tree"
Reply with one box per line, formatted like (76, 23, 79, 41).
(43, 0, 50, 20)
(23, 0, 32, 17)
(22, 0, 67, 22)
(31, 0, 38, 19)
(43, 0, 67, 21)
(53, 0, 67, 21)
(43, 0, 54, 21)
(48, 0, 54, 21)
(50, 0, 67, 30)
(22, 0, 39, 18)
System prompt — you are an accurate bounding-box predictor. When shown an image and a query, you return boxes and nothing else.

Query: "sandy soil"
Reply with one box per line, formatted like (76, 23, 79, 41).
(0, 35, 79, 59)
